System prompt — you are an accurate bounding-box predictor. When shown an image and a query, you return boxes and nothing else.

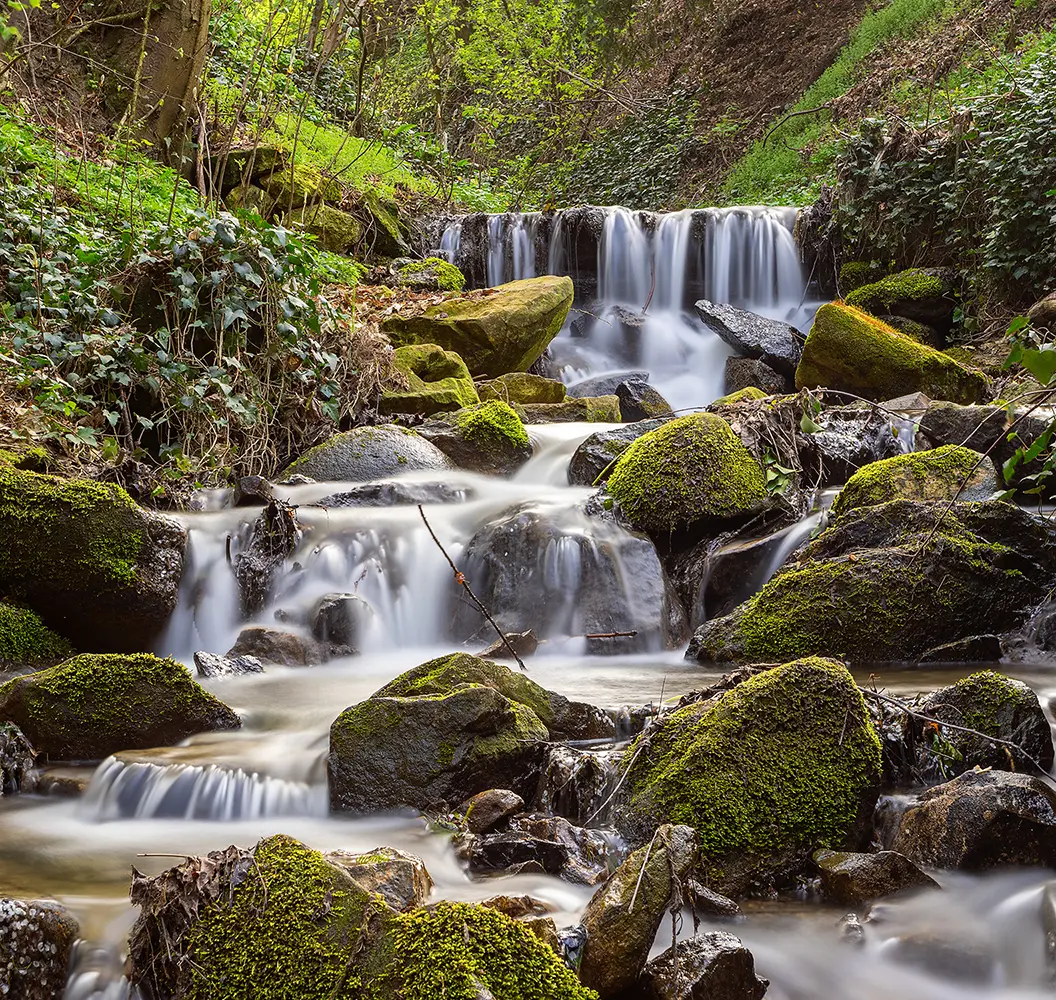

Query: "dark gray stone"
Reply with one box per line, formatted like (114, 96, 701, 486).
(193, 651, 264, 678)
(568, 419, 667, 487)
(813, 848, 938, 905)
(310, 593, 372, 650)
(640, 932, 768, 1000)
(233, 475, 274, 507)
(695, 299, 802, 377)
(567, 370, 649, 398)
(465, 788, 524, 834)
(226, 626, 324, 667)
(314, 481, 470, 507)
(686, 880, 743, 920)
(616, 379, 674, 421)
(724, 356, 788, 395)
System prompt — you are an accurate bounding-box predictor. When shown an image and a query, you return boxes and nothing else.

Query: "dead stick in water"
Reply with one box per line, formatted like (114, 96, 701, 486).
(418, 505, 528, 672)
(582, 630, 639, 639)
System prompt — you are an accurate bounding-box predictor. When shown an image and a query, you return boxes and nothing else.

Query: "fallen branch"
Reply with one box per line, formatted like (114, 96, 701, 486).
(418, 505, 527, 671)
(582, 630, 639, 639)
(762, 104, 832, 146)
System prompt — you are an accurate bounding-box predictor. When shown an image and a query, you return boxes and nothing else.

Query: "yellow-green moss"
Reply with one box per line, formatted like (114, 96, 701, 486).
(606, 412, 767, 533)
(292, 203, 363, 253)
(839, 261, 886, 293)
(620, 658, 881, 861)
(381, 344, 479, 416)
(831, 445, 986, 518)
(455, 400, 530, 449)
(712, 386, 768, 406)
(845, 268, 944, 314)
(397, 257, 466, 292)
(478, 372, 566, 405)
(796, 303, 987, 404)
(0, 603, 72, 666)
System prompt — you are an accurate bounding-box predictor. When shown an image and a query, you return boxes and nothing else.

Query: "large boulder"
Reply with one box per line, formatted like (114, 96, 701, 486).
(0, 602, 72, 672)
(690, 500, 1056, 665)
(0, 653, 240, 761)
(0, 898, 78, 1000)
(580, 824, 697, 998)
(845, 268, 957, 334)
(606, 413, 768, 536)
(450, 503, 687, 652)
(616, 659, 882, 895)
(640, 932, 769, 1000)
(568, 419, 667, 487)
(479, 372, 566, 404)
(379, 344, 479, 416)
(292, 203, 362, 253)
(416, 400, 533, 476)
(328, 653, 609, 813)
(282, 425, 452, 482)
(0, 467, 185, 652)
(830, 445, 997, 519)
(129, 835, 593, 1000)
(382, 276, 575, 378)
(795, 303, 987, 403)
(695, 299, 802, 377)
(889, 769, 1056, 870)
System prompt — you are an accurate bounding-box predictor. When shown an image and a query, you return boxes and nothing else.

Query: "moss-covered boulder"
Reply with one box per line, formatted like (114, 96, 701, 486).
(796, 303, 988, 403)
(689, 499, 1056, 665)
(830, 445, 997, 519)
(479, 372, 567, 405)
(711, 386, 768, 407)
(130, 835, 596, 1000)
(845, 267, 956, 333)
(0, 603, 72, 672)
(282, 425, 452, 482)
(259, 165, 341, 209)
(606, 413, 767, 535)
(0, 654, 240, 761)
(518, 396, 620, 423)
(361, 190, 410, 257)
(616, 659, 882, 895)
(291, 203, 363, 253)
(416, 400, 532, 476)
(0, 467, 186, 652)
(328, 653, 609, 813)
(382, 276, 574, 378)
(394, 257, 465, 292)
(380, 344, 479, 417)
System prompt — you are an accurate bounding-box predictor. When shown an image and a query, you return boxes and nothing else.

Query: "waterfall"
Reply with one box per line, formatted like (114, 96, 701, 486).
(597, 207, 652, 306)
(439, 220, 461, 264)
(486, 214, 506, 286)
(510, 213, 538, 281)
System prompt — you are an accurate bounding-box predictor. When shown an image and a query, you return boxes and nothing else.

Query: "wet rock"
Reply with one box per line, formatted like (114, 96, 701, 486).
(0, 897, 78, 1000)
(568, 419, 667, 487)
(533, 744, 620, 825)
(917, 634, 1002, 664)
(606, 413, 768, 536)
(510, 813, 616, 884)
(838, 912, 865, 945)
(570, 306, 648, 366)
(310, 593, 373, 650)
(0, 722, 35, 794)
(519, 396, 621, 423)
(232, 499, 301, 615)
(0, 467, 186, 652)
(690, 500, 1056, 665)
(380, 343, 479, 416)
(324, 845, 433, 911)
(416, 400, 533, 475)
(478, 372, 566, 404)
(314, 480, 470, 507)
(724, 356, 788, 396)
(478, 629, 540, 661)
(912, 671, 1054, 775)
(480, 894, 553, 919)
(567, 370, 649, 398)
(451, 502, 687, 653)
(580, 824, 697, 998)
(465, 788, 525, 833)
(640, 931, 768, 1000)
(616, 379, 674, 421)
(1043, 881, 1056, 967)
(881, 933, 1000, 984)
(796, 303, 988, 403)
(695, 299, 802, 377)
(796, 403, 912, 486)
(282, 425, 452, 482)
(0, 653, 239, 761)
(233, 475, 274, 506)
(382, 276, 575, 378)
(616, 659, 882, 896)
(193, 651, 264, 678)
(686, 880, 742, 920)
(464, 832, 570, 876)
(890, 769, 1056, 869)
(813, 848, 938, 905)
(227, 626, 325, 667)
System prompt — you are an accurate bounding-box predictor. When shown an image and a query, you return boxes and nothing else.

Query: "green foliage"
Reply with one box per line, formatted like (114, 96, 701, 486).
(0, 603, 72, 666)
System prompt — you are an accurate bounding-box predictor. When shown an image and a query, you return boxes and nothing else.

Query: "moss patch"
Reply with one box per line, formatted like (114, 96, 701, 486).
(606, 412, 767, 534)
(619, 658, 882, 864)
(381, 344, 479, 416)
(478, 372, 566, 405)
(455, 400, 530, 449)
(712, 386, 768, 406)
(846, 268, 944, 314)
(0, 603, 72, 668)
(397, 257, 466, 292)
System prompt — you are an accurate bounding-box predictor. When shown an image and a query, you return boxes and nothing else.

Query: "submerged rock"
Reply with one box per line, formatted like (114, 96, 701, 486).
(416, 400, 533, 476)
(0, 654, 240, 761)
(193, 651, 264, 678)
(314, 480, 470, 507)
(282, 425, 452, 482)
(0, 722, 35, 794)
(232, 499, 300, 616)
(889, 769, 1056, 870)
(795, 303, 987, 403)
(380, 343, 480, 416)
(0, 467, 185, 652)
(533, 744, 620, 826)
(695, 299, 802, 377)
(640, 931, 768, 1000)
(567, 419, 667, 487)
(382, 276, 575, 378)
(813, 848, 938, 905)
(616, 659, 882, 896)
(310, 593, 373, 651)
(0, 897, 79, 1000)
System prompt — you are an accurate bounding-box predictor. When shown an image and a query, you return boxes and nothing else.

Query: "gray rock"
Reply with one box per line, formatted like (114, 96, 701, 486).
(314, 481, 470, 507)
(227, 626, 324, 667)
(640, 932, 768, 1000)
(462, 831, 570, 877)
(478, 629, 540, 661)
(282, 425, 452, 482)
(193, 651, 265, 678)
(568, 419, 667, 487)
(616, 379, 674, 421)
(310, 593, 373, 650)
(416, 409, 533, 476)
(534, 744, 620, 825)
(465, 788, 524, 834)
(232, 499, 300, 616)
(813, 848, 938, 905)
(325, 846, 432, 911)
(0, 722, 35, 795)
(695, 299, 802, 377)
(567, 370, 649, 398)
(686, 880, 743, 920)
(233, 475, 274, 507)
(724, 356, 788, 395)
(0, 898, 78, 1000)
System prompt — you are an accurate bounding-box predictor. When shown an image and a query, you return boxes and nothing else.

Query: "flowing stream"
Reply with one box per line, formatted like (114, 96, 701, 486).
(1, 206, 1054, 998)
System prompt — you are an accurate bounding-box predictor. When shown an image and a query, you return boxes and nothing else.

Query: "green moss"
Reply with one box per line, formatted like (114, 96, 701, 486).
(360, 901, 596, 1000)
(185, 835, 381, 1000)
(455, 400, 530, 449)
(941, 670, 1021, 735)
(712, 386, 768, 406)
(839, 261, 887, 293)
(517, 396, 621, 423)
(845, 268, 945, 314)
(397, 257, 466, 292)
(621, 658, 882, 862)
(478, 373, 567, 405)
(0, 603, 72, 666)
(796, 303, 988, 404)
(291, 202, 363, 253)
(259, 164, 341, 208)
(381, 344, 479, 416)
(474, 700, 548, 760)
(606, 412, 767, 534)
(831, 445, 986, 518)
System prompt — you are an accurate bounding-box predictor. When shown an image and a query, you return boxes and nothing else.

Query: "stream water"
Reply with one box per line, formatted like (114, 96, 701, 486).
(3, 207, 1055, 998)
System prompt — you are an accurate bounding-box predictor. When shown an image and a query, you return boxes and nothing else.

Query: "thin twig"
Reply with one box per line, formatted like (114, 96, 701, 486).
(628, 826, 661, 914)
(417, 505, 527, 671)
(583, 630, 639, 639)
